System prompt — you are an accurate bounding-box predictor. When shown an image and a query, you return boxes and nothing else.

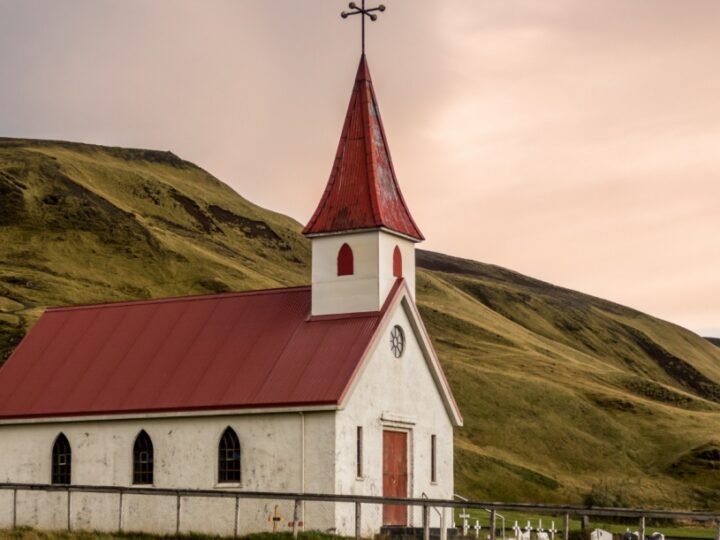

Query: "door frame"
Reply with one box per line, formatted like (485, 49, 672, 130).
(381, 423, 413, 526)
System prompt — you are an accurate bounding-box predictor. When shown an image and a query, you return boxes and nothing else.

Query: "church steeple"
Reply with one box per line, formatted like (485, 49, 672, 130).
(303, 55, 423, 242)
(306, 55, 421, 317)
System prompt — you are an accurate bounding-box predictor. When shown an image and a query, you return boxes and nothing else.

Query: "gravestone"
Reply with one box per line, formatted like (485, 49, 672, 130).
(623, 529, 639, 540)
(591, 529, 613, 540)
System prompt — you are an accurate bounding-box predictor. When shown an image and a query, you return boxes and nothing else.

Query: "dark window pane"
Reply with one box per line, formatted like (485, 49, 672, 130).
(431, 434, 437, 483)
(218, 427, 241, 483)
(133, 430, 154, 485)
(356, 426, 363, 478)
(52, 433, 71, 485)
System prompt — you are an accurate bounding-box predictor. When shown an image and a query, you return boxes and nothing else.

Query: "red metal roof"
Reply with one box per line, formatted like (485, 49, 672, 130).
(303, 55, 424, 241)
(0, 286, 392, 420)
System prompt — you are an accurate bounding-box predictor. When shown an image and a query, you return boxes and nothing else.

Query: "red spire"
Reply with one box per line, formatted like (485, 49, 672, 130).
(303, 55, 424, 241)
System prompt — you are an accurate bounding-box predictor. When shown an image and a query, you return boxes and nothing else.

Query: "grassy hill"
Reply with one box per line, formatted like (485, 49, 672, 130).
(1, 138, 719, 510)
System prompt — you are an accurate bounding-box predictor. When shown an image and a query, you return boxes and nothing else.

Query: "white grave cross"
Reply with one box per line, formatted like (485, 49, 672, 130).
(520, 521, 533, 540)
(459, 511, 471, 536)
(537, 520, 550, 540)
(549, 521, 558, 540)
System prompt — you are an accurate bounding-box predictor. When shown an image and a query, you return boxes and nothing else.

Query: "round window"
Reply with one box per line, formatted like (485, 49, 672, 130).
(390, 325, 405, 358)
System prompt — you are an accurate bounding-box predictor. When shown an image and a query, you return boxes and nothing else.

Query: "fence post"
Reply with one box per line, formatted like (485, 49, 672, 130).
(234, 496, 240, 538)
(117, 491, 123, 532)
(423, 503, 430, 540)
(639, 516, 645, 540)
(440, 506, 447, 540)
(355, 501, 361, 539)
(67, 488, 71, 531)
(563, 513, 570, 540)
(715, 519, 720, 540)
(176, 493, 181, 535)
(490, 509, 497, 540)
(293, 499, 301, 539)
(12, 488, 17, 529)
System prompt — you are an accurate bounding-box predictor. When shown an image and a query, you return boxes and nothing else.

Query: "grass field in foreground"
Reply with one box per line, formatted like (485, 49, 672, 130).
(1, 527, 718, 540)
(452, 509, 718, 539)
(0, 530, 346, 540)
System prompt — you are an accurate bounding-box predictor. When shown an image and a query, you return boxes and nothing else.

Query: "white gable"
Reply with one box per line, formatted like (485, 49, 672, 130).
(339, 283, 463, 427)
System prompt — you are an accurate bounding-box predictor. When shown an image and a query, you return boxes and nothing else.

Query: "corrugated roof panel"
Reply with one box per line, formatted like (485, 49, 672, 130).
(288, 318, 379, 403)
(0, 286, 389, 419)
(45, 302, 157, 413)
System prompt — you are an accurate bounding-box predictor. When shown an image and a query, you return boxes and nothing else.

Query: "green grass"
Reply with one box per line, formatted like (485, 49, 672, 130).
(452, 511, 718, 539)
(0, 531, 344, 540)
(1, 137, 720, 510)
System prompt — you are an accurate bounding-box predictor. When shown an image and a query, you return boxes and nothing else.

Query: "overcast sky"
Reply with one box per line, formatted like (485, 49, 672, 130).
(1, 0, 718, 337)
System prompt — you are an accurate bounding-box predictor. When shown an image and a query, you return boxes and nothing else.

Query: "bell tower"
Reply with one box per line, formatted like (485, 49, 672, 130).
(303, 56, 423, 317)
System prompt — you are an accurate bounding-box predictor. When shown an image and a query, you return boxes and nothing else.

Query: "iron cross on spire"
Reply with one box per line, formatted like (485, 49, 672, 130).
(341, 1, 386, 54)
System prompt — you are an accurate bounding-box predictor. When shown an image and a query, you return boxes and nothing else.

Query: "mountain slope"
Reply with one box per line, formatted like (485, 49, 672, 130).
(0, 137, 309, 345)
(415, 251, 720, 508)
(1, 138, 719, 510)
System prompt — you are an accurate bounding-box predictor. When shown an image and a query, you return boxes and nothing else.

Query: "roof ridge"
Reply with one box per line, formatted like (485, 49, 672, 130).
(361, 58, 384, 226)
(46, 285, 311, 312)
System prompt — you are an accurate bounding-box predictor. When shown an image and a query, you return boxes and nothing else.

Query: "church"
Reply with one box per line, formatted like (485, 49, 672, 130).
(0, 54, 462, 536)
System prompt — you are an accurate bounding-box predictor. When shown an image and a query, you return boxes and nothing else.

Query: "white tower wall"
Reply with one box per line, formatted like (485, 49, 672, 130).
(310, 230, 416, 317)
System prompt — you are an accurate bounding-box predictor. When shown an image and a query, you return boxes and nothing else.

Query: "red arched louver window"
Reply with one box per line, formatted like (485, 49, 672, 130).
(393, 246, 403, 278)
(338, 243, 354, 276)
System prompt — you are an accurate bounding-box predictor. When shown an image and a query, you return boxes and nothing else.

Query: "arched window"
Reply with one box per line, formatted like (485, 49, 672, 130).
(337, 243, 354, 276)
(51, 433, 71, 485)
(133, 430, 154, 485)
(218, 427, 241, 483)
(393, 246, 403, 278)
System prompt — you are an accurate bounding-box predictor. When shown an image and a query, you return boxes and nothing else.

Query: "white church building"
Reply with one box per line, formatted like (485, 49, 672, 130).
(0, 55, 463, 536)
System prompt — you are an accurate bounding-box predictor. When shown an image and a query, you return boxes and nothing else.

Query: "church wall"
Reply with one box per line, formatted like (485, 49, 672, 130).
(0, 410, 336, 535)
(0, 491, 12, 526)
(15, 490, 68, 530)
(333, 299, 455, 536)
(73, 492, 124, 532)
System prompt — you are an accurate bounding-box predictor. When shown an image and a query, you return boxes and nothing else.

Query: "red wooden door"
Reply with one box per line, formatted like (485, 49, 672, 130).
(383, 430, 408, 525)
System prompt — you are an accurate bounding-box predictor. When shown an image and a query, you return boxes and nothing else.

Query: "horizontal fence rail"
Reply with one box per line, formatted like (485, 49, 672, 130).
(0, 482, 718, 539)
(1, 483, 719, 520)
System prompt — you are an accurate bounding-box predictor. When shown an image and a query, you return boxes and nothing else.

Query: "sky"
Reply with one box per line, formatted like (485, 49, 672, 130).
(1, 0, 718, 337)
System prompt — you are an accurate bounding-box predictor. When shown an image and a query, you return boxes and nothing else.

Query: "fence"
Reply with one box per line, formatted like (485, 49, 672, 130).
(0, 483, 719, 540)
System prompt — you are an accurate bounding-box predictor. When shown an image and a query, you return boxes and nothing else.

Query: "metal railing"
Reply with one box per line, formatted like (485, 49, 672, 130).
(0, 482, 718, 539)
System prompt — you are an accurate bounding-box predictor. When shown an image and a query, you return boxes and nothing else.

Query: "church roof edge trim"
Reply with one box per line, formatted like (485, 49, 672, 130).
(0, 402, 340, 424)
